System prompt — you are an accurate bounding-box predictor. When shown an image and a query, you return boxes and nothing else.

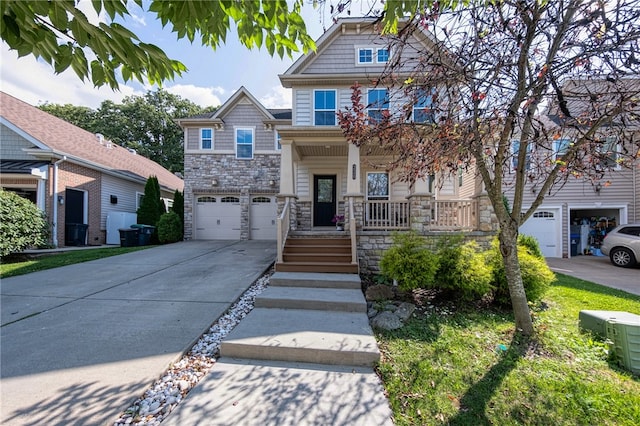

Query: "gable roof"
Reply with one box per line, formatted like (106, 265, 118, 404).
(0, 92, 183, 192)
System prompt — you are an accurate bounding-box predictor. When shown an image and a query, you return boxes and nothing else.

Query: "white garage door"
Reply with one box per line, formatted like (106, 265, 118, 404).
(250, 196, 277, 240)
(519, 209, 561, 258)
(195, 196, 241, 240)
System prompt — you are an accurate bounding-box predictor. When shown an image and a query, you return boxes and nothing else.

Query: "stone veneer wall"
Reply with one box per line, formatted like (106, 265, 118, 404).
(357, 230, 496, 274)
(184, 154, 280, 240)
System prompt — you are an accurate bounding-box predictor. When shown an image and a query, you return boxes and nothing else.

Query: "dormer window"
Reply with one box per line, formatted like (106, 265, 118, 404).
(356, 47, 390, 65)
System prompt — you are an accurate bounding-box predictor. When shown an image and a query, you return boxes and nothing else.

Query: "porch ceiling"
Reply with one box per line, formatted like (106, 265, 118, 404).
(296, 144, 348, 157)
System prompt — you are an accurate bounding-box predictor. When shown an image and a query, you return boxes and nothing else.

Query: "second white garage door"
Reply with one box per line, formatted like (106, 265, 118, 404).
(250, 196, 277, 240)
(519, 209, 562, 258)
(195, 196, 241, 240)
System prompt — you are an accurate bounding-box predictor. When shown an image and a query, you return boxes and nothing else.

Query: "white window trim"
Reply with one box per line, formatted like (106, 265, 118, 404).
(355, 46, 390, 66)
(136, 192, 144, 209)
(275, 131, 281, 151)
(367, 88, 389, 120)
(598, 136, 621, 170)
(200, 128, 213, 150)
(313, 89, 337, 126)
(512, 139, 534, 172)
(235, 126, 255, 160)
(553, 138, 571, 162)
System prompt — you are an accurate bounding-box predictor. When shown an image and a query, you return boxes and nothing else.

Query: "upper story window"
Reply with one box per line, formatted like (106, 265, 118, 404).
(554, 138, 571, 162)
(413, 88, 436, 124)
(356, 47, 390, 65)
(201, 128, 213, 150)
(512, 140, 532, 171)
(235, 127, 254, 159)
(367, 89, 389, 122)
(314, 90, 336, 126)
(599, 136, 619, 169)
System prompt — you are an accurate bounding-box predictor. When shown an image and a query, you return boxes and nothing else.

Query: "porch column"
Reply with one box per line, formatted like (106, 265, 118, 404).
(279, 140, 295, 196)
(346, 143, 362, 196)
(407, 176, 433, 233)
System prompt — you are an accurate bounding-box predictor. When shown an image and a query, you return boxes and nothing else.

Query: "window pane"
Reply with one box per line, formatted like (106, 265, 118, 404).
(237, 144, 253, 159)
(367, 173, 389, 199)
(237, 129, 252, 143)
(315, 111, 335, 126)
(315, 90, 335, 109)
(377, 48, 389, 63)
(414, 88, 435, 123)
(317, 178, 334, 203)
(368, 89, 389, 121)
(359, 49, 373, 63)
(555, 138, 570, 158)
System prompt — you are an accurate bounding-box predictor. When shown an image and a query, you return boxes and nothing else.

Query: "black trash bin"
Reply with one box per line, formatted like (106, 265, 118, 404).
(131, 224, 155, 246)
(570, 234, 580, 257)
(119, 228, 139, 247)
(65, 223, 88, 246)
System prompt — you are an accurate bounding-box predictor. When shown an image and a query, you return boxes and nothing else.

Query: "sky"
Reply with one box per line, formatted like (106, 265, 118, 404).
(0, 1, 378, 110)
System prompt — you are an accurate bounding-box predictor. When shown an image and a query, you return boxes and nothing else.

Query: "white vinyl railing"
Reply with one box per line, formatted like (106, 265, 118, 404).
(363, 200, 411, 230)
(348, 197, 357, 265)
(276, 198, 291, 263)
(431, 200, 478, 230)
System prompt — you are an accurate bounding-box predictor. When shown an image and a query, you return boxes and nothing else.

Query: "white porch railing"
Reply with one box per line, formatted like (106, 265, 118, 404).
(431, 199, 478, 230)
(363, 200, 410, 230)
(348, 197, 357, 265)
(276, 198, 291, 263)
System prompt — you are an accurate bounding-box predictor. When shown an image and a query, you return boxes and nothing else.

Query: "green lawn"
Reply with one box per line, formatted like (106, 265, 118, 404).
(0, 246, 152, 278)
(376, 274, 640, 426)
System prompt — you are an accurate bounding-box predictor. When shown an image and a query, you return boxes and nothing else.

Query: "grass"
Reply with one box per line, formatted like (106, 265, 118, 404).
(376, 274, 640, 426)
(0, 246, 153, 278)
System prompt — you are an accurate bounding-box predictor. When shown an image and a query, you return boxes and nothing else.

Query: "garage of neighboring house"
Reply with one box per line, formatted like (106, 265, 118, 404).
(194, 195, 241, 240)
(568, 205, 626, 257)
(250, 195, 277, 240)
(519, 207, 562, 258)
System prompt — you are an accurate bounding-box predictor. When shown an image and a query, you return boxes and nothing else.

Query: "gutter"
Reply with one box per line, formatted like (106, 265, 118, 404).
(51, 156, 67, 247)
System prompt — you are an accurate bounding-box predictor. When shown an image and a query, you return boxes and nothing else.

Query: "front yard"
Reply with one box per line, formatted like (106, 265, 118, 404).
(376, 274, 640, 425)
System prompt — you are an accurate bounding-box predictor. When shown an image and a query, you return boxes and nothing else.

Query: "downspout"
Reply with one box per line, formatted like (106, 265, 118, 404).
(51, 156, 67, 247)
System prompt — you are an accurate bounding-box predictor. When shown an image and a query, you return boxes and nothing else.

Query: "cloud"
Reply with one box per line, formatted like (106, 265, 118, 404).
(163, 84, 225, 108)
(0, 43, 139, 108)
(260, 86, 292, 109)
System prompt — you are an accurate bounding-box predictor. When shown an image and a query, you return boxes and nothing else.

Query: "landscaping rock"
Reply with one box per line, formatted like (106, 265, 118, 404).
(368, 301, 417, 331)
(371, 311, 404, 330)
(395, 302, 416, 321)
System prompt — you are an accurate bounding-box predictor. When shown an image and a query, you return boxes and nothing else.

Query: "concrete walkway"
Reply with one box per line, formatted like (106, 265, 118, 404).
(1, 240, 275, 426)
(546, 255, 640, 296)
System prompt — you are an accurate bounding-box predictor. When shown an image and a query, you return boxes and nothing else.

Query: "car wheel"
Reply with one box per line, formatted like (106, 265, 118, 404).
(609, 247, 636, 268)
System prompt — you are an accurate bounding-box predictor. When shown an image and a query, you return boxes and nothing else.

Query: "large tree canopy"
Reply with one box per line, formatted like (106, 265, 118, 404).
(339, 0, 640, 334)
(40, 89, 214, 172)
(1, 0, 316, 89)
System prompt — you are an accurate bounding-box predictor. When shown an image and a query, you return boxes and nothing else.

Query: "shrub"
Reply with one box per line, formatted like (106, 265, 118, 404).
(380, 231, 439, 291)
(169, 189, 184, 240)
(487, 238, 555, 306)
(518, 234, 544, 259)
(0, 189, 48, 256)
(157, 212, 183, 244)
(137, 176, 166, 244)
(435, 238, 493, 301)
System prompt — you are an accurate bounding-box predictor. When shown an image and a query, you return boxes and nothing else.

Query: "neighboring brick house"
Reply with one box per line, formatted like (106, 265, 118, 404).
(0, 91, 184, 247)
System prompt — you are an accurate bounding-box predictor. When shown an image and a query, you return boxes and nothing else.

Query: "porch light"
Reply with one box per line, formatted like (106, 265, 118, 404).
(269, 180, 276, 186)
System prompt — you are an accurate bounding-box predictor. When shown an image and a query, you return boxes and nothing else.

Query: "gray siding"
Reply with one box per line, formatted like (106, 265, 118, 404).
(294, 89, 311, 125)
(185, 127, 203, 151)
(219, 104, 276, 151)
(0, 124, 39, 160)
(100, 175, 144, 229)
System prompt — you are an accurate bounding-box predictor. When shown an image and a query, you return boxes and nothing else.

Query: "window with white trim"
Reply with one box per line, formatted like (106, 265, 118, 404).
(413, 87, 436, 124)
(599, 136, 619, 168)
(197, 196, 216, 203)
(367, 89, 389, 122)
(512, 140, 532, 170)
(136, 192, 144, 209)
(554, 138, 571, 162)
(314, 90, 336, 126)
(367, 172, 389, 200)
(235, 127, 254, 159)
(275, 131, 281, 150)
(356, 47, 390, 65)
(200, 128, 213, 150)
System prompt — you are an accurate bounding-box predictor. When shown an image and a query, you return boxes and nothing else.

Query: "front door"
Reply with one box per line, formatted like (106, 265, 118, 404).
(313, 175, 336, 227)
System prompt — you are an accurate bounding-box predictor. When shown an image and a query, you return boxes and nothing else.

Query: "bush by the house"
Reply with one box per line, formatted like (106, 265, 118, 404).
(487, 238, 555, 306)
(435, 237, 494, 301)
(137, 176, 166, 243)
(170, 189, 184, 239)
(157, 211, 183, 244)
(0, 189, 48, 256)
(518, 234, 545, 259)
(380, 231, 439, 291)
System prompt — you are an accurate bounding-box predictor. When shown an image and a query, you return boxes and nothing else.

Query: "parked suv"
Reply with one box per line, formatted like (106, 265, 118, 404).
(601, 224, 640, 268)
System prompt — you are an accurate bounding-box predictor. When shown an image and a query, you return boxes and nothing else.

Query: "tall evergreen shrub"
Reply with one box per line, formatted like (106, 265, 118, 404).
(0, 189, 49, 256)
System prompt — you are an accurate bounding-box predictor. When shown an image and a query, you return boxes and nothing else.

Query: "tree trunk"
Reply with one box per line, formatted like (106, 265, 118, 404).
(499, 224, 535, 335)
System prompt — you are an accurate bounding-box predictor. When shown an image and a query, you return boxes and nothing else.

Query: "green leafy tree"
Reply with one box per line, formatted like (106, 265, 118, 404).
(137, 176, 165, 229)
(339, 1, 640, 335)
(1, 0, 315, 89)
(0, 189, 48, 256)
(38, 103, 98, 129)
(170, 189, 184, 239)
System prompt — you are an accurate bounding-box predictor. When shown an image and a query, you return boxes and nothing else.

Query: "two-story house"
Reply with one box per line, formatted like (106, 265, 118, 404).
(179, 18, 495, 273)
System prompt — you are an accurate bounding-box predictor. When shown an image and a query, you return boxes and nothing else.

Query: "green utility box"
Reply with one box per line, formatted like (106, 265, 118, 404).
(606, 317, 640, 375)
(579, 310, 638, 338)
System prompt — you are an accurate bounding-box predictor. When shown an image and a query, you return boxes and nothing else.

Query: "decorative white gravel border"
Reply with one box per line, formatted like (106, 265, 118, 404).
(113, 271, 271, 425)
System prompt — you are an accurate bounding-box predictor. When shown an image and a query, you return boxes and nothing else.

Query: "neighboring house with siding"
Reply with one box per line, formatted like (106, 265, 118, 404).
(0, 91, 184, 247)
(503, 78, 640, 258)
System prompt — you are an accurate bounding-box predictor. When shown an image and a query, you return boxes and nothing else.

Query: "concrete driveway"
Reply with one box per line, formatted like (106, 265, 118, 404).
(546, 255, 640, 296)
(0, 240, 276, 426)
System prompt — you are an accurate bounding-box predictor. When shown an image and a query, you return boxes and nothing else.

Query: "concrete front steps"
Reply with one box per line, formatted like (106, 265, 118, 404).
(275, 234, 358, 274)
(220, 272, 380, 367)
